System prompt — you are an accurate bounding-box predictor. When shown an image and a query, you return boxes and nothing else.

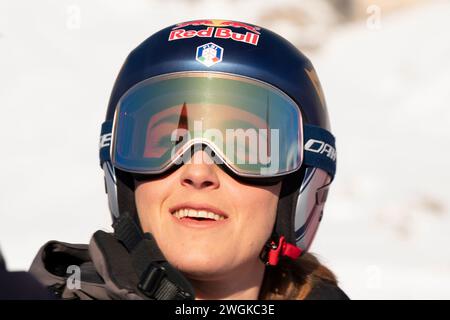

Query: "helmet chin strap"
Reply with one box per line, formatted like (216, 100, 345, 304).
(259, 230, 303, 267)
(113, 212, 195, 300)
(113, 168, 195, 299)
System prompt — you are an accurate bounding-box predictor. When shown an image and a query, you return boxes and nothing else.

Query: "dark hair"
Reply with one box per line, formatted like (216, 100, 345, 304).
(258, 252, 337, 299)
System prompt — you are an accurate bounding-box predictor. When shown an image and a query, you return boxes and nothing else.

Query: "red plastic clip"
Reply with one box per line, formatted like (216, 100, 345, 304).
(267, 236, 302, 266)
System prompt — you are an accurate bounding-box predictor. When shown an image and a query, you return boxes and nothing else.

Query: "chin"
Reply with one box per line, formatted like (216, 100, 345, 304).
(181, 267, 231, 282)
(168, 254, 233, 281)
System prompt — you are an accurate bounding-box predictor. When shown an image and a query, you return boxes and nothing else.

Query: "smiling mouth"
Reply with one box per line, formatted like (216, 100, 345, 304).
(170, 206, 228, 222)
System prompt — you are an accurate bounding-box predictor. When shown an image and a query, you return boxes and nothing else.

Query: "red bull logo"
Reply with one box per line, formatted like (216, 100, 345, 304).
(169, 20, 261, 46)
(173, 19, 261, 34)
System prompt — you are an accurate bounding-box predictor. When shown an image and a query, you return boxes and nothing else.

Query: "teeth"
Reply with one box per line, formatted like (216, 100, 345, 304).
(189, 209, 198, 217)
(173, 208, 225, 221)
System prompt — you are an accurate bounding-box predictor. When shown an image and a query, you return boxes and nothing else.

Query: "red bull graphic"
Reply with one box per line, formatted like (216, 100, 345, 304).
(169, 20, 261, 46)
(173, 19, 261, 34)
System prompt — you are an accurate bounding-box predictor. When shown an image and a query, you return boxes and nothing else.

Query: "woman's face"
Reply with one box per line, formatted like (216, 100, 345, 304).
(135, 150, 281, 280)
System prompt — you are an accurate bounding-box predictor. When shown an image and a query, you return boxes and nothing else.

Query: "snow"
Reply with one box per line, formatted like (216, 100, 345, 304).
(1, 0, 449, 299)
(310, 0, 450, 299)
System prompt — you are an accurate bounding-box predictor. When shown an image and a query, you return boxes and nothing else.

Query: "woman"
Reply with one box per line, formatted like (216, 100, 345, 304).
(29, 20, 348, 300)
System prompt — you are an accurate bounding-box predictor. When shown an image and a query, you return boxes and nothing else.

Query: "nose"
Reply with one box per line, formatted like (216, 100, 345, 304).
(179, 149, 220, 190)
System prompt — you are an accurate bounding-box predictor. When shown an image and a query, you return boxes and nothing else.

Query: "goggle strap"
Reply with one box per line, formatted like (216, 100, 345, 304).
(99, 120, 113, 166)
(303, 124, 337, 179)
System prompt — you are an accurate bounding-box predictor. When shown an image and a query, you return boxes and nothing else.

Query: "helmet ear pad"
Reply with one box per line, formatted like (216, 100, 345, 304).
(294, 168, 332, 251)
(115, 168, 140, 228)
(274, 167, 305, 245)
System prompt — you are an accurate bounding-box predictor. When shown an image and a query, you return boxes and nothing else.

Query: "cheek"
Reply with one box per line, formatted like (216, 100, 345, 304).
(229, 185, 280, 249)
(134, 181, 165, 234)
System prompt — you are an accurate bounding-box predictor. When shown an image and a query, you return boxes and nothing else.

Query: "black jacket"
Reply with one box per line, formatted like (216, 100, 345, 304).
(0, 251, 55, 299)
(28, 233, 349, 300)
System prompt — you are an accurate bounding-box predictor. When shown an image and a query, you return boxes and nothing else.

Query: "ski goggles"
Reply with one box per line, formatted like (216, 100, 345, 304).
(99, 72, 337, 179)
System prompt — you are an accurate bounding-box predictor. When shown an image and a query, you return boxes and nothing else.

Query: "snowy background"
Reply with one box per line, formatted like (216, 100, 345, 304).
(1, 0, 449, 299)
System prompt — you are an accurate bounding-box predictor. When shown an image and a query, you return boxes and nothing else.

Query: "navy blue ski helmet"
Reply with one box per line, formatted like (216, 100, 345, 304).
(99, 19, 336, 255)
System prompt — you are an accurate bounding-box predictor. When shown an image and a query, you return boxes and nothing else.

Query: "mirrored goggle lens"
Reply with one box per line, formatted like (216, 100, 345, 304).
(112, 72, 303, 177)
